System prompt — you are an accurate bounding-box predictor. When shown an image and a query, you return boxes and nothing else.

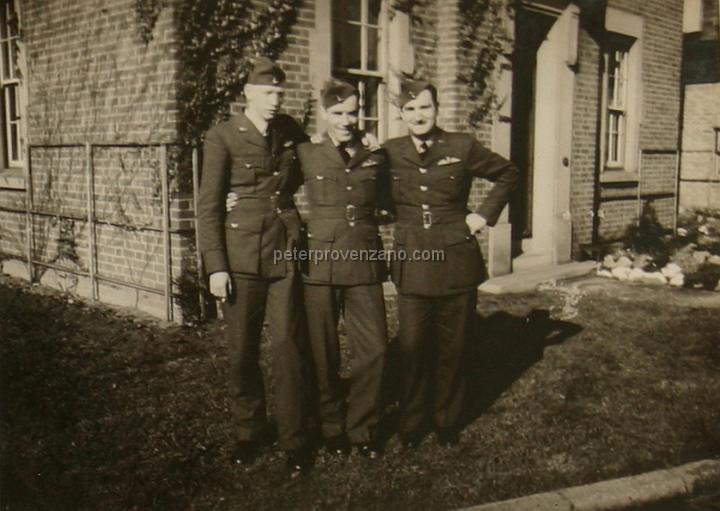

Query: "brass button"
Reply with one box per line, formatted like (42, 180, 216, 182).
(275, 190, 281, 195)
(346, 185, 353, 191)
(420, 185, 428, 192)
(230, 222, 238, 228)
(345, 168, 351, 173)
(418, 167, 427, 174)
(272, 171, 279, 176)
(421, 204, 430, 210)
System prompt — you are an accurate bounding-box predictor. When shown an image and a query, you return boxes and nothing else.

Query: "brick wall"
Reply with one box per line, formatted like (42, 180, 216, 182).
(572, 0, 683, 244)
(0, 0, 188, 319)
(680, 82, 720, 209)
(570, 26, 602, 255)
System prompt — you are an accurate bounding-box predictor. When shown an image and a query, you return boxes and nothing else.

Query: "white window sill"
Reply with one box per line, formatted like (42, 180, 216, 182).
(0, 168, 26, 190)
(600, 169, 639, 184)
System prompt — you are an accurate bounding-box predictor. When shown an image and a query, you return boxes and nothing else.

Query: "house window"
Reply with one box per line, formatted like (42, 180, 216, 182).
(602, 37, 632, 168)
(0, 0, 25, 180)
(331, 0, 387, 139)
(600, 8, 643, 180)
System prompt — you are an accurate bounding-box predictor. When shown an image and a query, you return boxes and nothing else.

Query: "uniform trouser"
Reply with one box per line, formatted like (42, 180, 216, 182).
(303, 283, 388, 444)
(397, 289, 477, 434)
(222, 272, 306, 451)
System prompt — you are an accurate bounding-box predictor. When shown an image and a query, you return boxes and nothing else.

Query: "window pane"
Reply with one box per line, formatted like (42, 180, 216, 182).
(8, 83, 16, 119)
(333, 0, 361, 22)
(2, 41, 9, 79)
(0, 4, 7, 39)
(367, 27, 379, 71)
(10, 122, 17, 161)
(332, 21, 361, 69)
(361, 119, 378, 136)
(368, 0, 381, 25)
(360, 78, 379, 119)
(8, 38, 16, 79)
(8, 3, 17, 37)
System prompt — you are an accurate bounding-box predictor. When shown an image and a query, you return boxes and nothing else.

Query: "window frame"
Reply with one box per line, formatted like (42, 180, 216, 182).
(331, 0, 389, 141)
(599, 7, 643, 183)
(0, 0, 27, 190)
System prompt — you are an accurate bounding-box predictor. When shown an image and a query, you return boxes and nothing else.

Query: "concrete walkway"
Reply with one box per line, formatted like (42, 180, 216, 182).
(461, 460, 720, 511)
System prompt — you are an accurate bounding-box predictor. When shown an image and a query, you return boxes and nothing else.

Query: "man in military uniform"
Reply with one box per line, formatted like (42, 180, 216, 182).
(383, 80, 519, 448)
(298, 79, 389, 459)
(197, 57, 310, 476)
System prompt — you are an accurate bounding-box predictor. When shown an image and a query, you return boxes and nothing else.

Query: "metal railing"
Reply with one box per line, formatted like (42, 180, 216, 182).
(0, 142, 205, 322)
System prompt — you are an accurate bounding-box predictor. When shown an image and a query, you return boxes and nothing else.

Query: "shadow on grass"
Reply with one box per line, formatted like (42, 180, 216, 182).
(464, 309, 582, 423)
(379, 309, 582, 441)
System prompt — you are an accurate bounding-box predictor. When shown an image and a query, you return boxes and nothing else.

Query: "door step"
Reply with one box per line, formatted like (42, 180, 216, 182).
(512, 252, 553, 273)
(479, 261, 596, 294)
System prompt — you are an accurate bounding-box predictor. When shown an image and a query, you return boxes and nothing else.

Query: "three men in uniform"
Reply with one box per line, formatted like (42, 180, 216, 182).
(198, 57, 518, 475)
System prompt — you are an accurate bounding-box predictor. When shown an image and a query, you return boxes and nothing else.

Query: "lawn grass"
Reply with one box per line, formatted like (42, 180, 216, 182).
(1, 275, 719, 510)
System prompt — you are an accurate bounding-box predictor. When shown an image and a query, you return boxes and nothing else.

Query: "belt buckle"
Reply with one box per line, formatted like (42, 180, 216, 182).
(270, 195, 282, 214)
(346, 204, 356, 226)
(422, 210, 432, 229)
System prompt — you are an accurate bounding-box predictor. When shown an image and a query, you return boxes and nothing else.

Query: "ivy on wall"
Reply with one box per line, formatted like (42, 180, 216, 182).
(136, 0, 510, 138)
(458, 0, 513, 127)
(135, 0, 302, 144)
(392, 0, 513, 127)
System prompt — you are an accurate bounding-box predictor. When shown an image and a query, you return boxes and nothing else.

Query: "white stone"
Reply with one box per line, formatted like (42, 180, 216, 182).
(670, 274, 685, 287)
(597, 269, 613, 278)
(603, 254, 617, 269)
(708, 255, 720, 266)
(661, 263, 683, 278)
(628, 268, 645, 281)
(642, 272, 667, 285)
(693, 250, 711, 263)
(612, 267, 631, 280)
(616, 256, 633, 268)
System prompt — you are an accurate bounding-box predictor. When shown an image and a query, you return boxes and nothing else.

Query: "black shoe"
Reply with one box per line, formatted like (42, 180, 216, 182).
(325, 434, 351, 457)
(231, 440, 259, 465)
(400, 430, 424, 449)
(285, 448, 312, 479)
(436, 428, 459, 447)
(356, 442, 382, 460)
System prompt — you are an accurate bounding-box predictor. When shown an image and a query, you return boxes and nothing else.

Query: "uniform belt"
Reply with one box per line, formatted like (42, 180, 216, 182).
(395, 205, 467, 229)
(309, 205, 375, 226)
(231, 195, 295, 212)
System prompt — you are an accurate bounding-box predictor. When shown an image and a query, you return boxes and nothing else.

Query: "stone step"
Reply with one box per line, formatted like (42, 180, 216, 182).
(479, 261, 597, 294)
(512, 252, 554, 272)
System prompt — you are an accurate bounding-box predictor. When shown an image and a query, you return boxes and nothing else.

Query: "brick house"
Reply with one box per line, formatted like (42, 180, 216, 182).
(680, 0, 719, 210)
(0, 0, 684, 321)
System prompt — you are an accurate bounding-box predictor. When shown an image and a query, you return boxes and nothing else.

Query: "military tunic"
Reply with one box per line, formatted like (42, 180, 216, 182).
(197, 112, 309, 450)
(383, 128, 518, 435)
(297, 135, 389, 444)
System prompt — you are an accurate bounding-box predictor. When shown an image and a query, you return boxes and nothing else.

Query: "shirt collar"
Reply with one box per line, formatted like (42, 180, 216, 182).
(410, 134, 434, 153)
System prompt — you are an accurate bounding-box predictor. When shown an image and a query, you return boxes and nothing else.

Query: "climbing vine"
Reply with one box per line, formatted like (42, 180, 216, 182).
(457, 0, 513, 127)
(135, 0, 302, 144)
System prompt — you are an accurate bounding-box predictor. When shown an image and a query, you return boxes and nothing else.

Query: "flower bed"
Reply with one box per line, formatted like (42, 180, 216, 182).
(596, 207, 720, 291)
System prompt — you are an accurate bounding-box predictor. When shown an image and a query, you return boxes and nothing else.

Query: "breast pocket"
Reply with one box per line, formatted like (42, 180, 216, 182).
(353, 173, 377, 205)
(230, 160, 258, 190)
(306, 174, 338, 204)
(433, 169, 464, 199)
(390, 174, 407, 203)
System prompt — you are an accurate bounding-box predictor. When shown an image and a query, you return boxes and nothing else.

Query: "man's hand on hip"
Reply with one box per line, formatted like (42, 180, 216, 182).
(226, 192, 238, 213)
(209, 271, 233, 302)
(465, 213, 487, 234)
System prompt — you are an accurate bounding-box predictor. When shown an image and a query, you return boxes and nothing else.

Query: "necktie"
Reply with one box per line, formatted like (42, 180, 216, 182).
(338, 143, 351, 164)
(264, 128, 273, 151)
(418, 140, 428, 160)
